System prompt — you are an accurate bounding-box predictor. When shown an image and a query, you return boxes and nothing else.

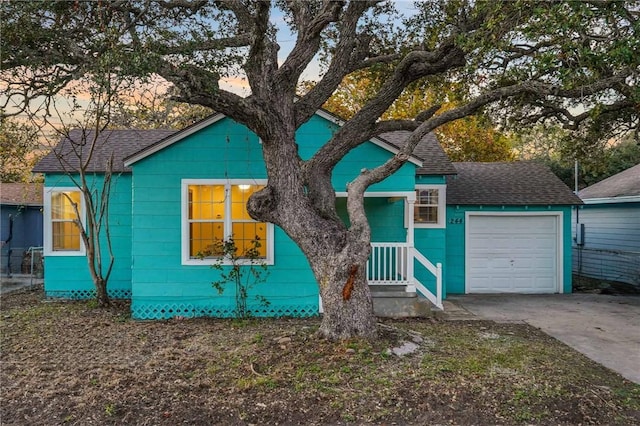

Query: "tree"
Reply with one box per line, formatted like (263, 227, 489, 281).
(0, 115, 42, 182)
(32, 75, 130, 307)
(109, 85, 213, 130)
(2, 1, 638, 339)
(517, 125, 640, 189)
(310, 73, 516, 161)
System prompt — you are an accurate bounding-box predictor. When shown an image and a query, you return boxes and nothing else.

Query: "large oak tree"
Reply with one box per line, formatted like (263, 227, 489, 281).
(2, 1, 638, 339)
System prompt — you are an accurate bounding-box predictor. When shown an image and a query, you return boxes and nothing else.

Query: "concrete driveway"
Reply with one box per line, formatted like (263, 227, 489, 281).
(446, 293, 640, 384)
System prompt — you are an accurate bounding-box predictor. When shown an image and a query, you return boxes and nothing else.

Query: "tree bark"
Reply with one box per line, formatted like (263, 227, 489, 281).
(312, 248, 377, 340)
(94, 278, 110, 308)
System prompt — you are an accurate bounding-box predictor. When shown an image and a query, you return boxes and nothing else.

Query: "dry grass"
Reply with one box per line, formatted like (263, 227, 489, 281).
(1, 287, 639, 425)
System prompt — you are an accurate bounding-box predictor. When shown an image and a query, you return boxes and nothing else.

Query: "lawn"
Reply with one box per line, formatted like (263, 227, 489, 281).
(1, 287, 639, 425)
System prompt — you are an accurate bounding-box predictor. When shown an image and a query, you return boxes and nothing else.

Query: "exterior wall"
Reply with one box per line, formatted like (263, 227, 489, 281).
(572, 203, 640, 286)
(130, 115, 416, 319)
(42, 173, 133, 299)
(299, 115, 417, 192)
(0, 204, 43, 275)
(445, 205, 574, 294)
(336, 197, 406, 243)
(413, 175, 447, 298)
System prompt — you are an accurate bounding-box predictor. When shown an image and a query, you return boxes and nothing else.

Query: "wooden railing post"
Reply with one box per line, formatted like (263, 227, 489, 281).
(436, 262, 443, 309)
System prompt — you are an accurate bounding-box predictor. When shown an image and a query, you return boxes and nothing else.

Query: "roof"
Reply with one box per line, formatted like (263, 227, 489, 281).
(380, 131, 456, 175)
(0, 182, 43, 206)
(33, 129, 176, 173)
(446, 162, 582, 205)
(578, 163, 640, 203)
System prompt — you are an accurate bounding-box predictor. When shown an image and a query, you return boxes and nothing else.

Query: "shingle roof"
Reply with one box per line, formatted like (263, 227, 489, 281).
(33, 129, 176, 173)
(379, 131, 457, 175)
(0, 182, 43, 206)
(446, 162, 582, 205)
(578, 163, 640, 200)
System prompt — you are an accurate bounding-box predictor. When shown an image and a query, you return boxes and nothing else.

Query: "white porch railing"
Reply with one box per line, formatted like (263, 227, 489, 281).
(367, 242, 443, 310)
(367, 243, 411, 285)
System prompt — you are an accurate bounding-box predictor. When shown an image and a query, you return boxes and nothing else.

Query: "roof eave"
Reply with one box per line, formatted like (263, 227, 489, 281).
(124, 109, 425, 168)
(581, 195, 640, 204)
(123, 113, 226, 167)
(314, 110, 423, 167)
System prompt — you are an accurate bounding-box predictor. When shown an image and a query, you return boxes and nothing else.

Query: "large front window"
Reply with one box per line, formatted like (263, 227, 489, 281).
(182, 180, 273, 265)
(44, 188, 85, 256)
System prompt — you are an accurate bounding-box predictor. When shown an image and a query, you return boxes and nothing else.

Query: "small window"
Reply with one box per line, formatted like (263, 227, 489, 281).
(414, 185, 446, 228)
(44, 188, 86, 256)
(182, 180, 273, 265)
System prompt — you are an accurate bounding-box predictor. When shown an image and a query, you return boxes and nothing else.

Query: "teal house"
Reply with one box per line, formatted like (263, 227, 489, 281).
(33, 111, 581, 319)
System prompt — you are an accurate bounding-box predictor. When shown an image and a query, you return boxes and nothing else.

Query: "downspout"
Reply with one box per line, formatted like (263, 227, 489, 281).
(574, 158, 582, 274)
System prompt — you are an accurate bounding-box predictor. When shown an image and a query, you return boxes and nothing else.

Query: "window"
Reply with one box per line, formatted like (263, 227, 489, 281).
(182, 180, 273, 265)
(414, 185, 446, 228)
(44, 188, 85, 256)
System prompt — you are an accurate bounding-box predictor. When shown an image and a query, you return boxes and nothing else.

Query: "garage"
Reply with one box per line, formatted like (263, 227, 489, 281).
(465, 213, 561, 293)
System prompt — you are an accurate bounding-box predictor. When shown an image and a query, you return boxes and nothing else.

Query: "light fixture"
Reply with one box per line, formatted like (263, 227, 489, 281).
(238, 184, 251, 191)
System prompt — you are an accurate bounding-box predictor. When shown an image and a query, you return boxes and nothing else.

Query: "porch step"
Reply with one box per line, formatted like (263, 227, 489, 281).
(370, 290, 416, 298)
(370, 286, 433, 318)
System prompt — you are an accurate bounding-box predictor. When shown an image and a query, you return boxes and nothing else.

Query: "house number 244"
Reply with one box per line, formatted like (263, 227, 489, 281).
(448, 218, 463, 224)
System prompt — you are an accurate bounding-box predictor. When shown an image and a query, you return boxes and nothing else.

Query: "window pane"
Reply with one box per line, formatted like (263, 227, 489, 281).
(417, 189, 438, 206)
(232, 222, 267, 258)
(52, 191, 81, 220)
(52, 221, 81, 250)
(189, 185, 225, 220)
(415, 206, 438, 223)
(189, 222, 224, 257)
(231, 185, 264, 220)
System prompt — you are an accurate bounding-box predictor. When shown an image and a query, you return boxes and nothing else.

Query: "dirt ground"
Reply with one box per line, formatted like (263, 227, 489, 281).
(1, 287, 639, 425)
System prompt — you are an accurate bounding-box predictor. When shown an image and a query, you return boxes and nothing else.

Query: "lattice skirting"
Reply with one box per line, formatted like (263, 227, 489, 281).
(131, 301, 319, 320)
(45, 288, 132, 300)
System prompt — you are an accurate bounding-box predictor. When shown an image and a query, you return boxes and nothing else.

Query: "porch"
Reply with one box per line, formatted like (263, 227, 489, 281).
(367, 242, 443, 311)
(333, 190, 443, 314)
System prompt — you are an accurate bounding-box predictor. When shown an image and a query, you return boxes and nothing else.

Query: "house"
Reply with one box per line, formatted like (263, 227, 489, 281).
(574, 164, 640, 288)
(33, 111, 581, 319)
(0, 182, 44, 276)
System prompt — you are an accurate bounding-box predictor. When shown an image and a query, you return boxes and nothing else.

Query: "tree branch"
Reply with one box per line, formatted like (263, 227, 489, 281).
(276, 0, 344, 92)
(294, 1, 381, 126)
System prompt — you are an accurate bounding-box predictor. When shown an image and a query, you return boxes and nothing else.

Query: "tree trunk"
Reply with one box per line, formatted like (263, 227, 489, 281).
(307, 243, 377, 340)
(95, 278, 110, 308)
(247, 109, 378, 340)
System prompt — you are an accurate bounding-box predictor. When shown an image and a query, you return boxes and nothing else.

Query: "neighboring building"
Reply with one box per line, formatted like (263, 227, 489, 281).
(33, 111, 581, 319)
(574, 164, 640, 288)
(0, 182, 44, 276)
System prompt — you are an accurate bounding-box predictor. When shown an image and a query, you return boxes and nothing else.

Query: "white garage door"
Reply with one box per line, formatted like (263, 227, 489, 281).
(466, 214, 560, 293)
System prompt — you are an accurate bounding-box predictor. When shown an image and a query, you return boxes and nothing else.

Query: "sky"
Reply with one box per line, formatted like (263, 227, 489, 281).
(2, 1, 422, 121)
(219, 1, 421, 94)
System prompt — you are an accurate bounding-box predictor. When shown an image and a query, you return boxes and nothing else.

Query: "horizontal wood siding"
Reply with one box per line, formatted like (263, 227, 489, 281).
(414, 228, 446, 297)
(572, 203, 640, 285)
(130, 115, 414, 319)
(300, 115, 416, 192)
(43, 173, 133, 299)
(0, 205, 42, 275)
(412, 176, 447, 297)
(336, 197, 406, 243)
(445, 205, 573, 294)
(574, 204, 640, 251)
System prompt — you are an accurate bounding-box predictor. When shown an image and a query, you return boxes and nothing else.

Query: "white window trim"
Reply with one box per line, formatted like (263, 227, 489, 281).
(412, 184, 446, 229)
(43, 186, 86, 256)
(181, 179, 274, 266)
